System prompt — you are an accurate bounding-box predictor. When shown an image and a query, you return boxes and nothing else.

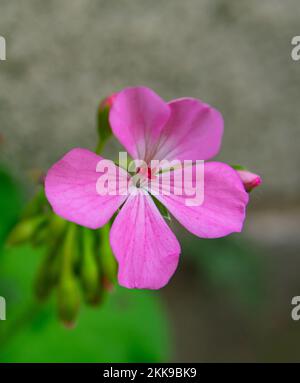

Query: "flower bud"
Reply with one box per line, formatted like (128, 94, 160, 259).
(100, 223, 117, 286)
(96, 93, 118, 154)
(31, 223, 49, 247)
(48, 214, 67, 239)
(80, 228, 102, 305)
(237, 169, 262, 192)
(35, 247, 60, 301)
(7, 215, 45, 246)
(57, 272, 81, 328)
(99, 93, 117, 109)
(57, 224, 81, 328)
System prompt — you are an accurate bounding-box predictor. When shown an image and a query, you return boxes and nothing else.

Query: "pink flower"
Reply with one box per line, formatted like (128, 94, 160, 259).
(237, 169, 262, 192)
(45, 87, 248, 290)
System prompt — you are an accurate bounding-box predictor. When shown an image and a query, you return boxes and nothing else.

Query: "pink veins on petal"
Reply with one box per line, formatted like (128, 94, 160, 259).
(45, 86, 249, 290)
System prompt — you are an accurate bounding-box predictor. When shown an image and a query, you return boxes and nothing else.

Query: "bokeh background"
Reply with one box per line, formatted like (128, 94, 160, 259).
(0, 0, 300, 362)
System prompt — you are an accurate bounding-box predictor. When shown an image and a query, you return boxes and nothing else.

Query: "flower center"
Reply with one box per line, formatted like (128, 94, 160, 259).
(136, 166, 156, 179)
(133, 166, 157, 188)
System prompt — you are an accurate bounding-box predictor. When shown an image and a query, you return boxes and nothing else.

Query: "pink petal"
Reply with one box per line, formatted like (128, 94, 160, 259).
(149, 162, 249, 238)
(45, 148, 128, 229)
(154, 98, 224, 162)
(110, 189, 181, 289)
(109, 86, 170, 162)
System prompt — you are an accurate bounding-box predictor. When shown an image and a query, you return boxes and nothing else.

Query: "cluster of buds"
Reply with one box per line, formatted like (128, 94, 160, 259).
(7, 188, 117, 327)
(7, 96, 117, 328)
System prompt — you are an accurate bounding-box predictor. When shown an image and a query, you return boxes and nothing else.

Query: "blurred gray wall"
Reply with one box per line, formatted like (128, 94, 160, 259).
(0, 0, 299, 209)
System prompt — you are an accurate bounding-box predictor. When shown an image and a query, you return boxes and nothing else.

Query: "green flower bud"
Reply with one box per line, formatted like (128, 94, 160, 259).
(57, 272, 81, 328)
(34, 243, 61, 301)
(31, 222, 49, 247)
(57, 224, 81, 328)
(100, 223, 117, 287)
(7, 215, 45, 246)
(95, 94, 117, 154)
(79, 228, 102, 305)
(48, 213, 67, 239)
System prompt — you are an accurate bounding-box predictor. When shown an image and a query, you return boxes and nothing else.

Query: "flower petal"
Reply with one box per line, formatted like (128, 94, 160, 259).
(154, 98, 223, 161)
(109, 86, 170, 162)
(45, 148, 128, 229)
(110, 189, 181, 289)
(149, 162, 249, 238)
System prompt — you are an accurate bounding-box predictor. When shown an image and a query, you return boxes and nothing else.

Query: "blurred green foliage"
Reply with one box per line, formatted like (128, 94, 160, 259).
(181, 232, 265, 310)
(0, 167, 22, 248)
(0, 166, 171, 362)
